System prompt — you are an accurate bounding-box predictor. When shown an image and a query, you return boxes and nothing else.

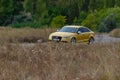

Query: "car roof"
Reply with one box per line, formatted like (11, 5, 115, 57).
(64, 25, 85, 28)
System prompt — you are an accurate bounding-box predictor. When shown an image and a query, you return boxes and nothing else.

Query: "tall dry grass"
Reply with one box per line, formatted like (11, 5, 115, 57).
(0, 42, 120, 80)
(0, 27, 56, 44)
(109, 29, 120, 38)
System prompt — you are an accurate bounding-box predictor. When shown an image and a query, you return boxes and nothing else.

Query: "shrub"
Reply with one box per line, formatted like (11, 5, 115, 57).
(50, 15, 66, 28)
(73, 17, 79, 25)
(109, 28, 120, 37)
(73, 11, 87, 25)
(81, 13, 98, 31)
(104, 13, 116, 32)
(98, 13, 116, 32)
(98, 22, 107, 32)
(81, 7, 120, 32)
(10, 22, 46, 28)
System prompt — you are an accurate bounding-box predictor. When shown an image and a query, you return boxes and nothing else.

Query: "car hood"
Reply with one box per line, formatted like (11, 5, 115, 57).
(50, 32, 74, 37)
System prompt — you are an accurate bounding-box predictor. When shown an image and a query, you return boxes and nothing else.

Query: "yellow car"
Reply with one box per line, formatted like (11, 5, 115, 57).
(48, 25, 95, 44)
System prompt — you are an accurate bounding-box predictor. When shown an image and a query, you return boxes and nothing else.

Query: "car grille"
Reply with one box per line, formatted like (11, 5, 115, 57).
(52, 36, 62, 42)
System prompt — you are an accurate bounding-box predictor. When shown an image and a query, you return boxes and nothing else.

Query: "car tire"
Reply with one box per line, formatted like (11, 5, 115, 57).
(89, 37, 94, 45)
(71, 37, 76, 44)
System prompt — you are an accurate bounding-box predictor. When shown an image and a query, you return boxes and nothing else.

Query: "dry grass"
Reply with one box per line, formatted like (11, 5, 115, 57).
(0, 27, 56, 44)
(0, 27, 120, 80)
(109, 29, 120, 37)
(0, 42, 120, 80)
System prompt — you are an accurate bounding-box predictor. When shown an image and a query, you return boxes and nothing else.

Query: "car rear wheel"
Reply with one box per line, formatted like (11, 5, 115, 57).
(89, 37, 94, 44)
(71, 38, 76, 44)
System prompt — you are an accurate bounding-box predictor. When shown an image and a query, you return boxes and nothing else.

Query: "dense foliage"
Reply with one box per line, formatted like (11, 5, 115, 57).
(82, 8, 119, 32)
(0, 0, 120, 31)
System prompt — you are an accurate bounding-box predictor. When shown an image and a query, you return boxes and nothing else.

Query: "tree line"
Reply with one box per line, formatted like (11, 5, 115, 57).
(0, 0, 120, 31)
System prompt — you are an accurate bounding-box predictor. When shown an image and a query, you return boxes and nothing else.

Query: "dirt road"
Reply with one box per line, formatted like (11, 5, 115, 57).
(95, 34, 120, 43)
(20, 34, 120, 47)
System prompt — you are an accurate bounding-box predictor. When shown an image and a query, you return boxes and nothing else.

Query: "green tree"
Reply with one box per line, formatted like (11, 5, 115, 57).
(0, 0, 14, 25)
(73, 11, 87, 25)
(0, 0, 23, 25)
(0, 0, 119, 27)
(98, 19, 108, 32)
(104, 0, 115, 8)
(98, 13, 116, 32)
(50, 15, 66, 28)
(115, 0, 120, 7)
(24, 0, 33, 13)
(24, 0, 47, 25)
(34, 0, 46, 20)
(89, 0, 97, 12)
(105, 13, 116, 32)
(76, 0, 90, 12)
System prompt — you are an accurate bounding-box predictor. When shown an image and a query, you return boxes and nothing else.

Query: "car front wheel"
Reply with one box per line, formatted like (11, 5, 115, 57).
(71, 37, 76, 44)
(89, 37, 94, 44)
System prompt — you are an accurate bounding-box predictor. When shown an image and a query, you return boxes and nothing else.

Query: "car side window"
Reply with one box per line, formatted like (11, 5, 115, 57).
(78, 28, 84, 33)
(78, 27, 90, 33)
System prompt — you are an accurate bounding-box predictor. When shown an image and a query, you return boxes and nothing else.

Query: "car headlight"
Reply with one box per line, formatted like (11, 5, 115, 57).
(63, 36, 70, 38)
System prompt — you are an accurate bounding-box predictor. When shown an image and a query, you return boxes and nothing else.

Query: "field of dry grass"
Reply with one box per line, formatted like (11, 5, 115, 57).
(0, 27, 56, 44)
(0, 42, 120, 80)
(0, 27, 120, 80)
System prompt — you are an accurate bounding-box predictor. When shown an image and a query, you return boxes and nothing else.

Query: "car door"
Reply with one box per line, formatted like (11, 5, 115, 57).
(76, 28, 86, 42)
(82, 28, 91, 41)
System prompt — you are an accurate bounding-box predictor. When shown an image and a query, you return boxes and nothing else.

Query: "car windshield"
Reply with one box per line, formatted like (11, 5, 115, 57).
(59, 27, 78, 33)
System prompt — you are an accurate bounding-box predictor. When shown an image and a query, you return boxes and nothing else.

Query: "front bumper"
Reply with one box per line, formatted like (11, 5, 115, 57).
(49, 36, 71, 42)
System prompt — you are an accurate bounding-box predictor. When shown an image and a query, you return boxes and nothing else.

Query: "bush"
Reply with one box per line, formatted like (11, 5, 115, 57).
(98, 22, 108, 32)
(81, 13, 98, 31)
(104, 13, 116, 32)
(10, 22, 46, 28)
(73, 11, 87, 25)
(50, 15, 66, 28)
(98, 13, 116, 32)
(109, 28, 120, 37)
(81, 7, 120, 32)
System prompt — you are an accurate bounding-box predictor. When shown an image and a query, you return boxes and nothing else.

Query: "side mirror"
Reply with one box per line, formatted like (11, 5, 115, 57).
(77, 31, 81, 34)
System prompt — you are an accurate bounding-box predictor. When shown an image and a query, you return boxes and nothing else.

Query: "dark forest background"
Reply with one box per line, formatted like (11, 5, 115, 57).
(0, 0, 120, 32)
